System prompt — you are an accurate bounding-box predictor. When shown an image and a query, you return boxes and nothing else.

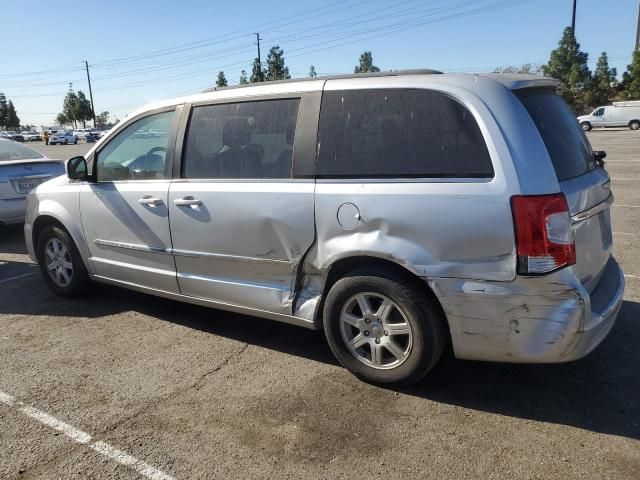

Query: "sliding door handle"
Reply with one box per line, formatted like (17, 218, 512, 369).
(174, 196, 202, 207)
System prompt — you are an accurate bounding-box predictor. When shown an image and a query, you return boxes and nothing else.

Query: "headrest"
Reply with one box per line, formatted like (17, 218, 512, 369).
(223, 118, 251, 147)
(286, 121, 296, 146)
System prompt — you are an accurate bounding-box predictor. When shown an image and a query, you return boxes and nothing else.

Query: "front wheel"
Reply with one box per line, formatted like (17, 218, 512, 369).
(36, 225, 91, 298)
(581, 122, 592, 131)
(64, 139, 68, 145)
(629, 120, 640, 131)
(323, 268, 446, 386)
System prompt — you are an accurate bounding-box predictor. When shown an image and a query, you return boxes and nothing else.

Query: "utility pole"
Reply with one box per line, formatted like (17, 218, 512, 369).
(255, 33, 264, 81)
(571, 0, 577, 37)
(636, 0, 640, 50)
(84, 61, 96, 128)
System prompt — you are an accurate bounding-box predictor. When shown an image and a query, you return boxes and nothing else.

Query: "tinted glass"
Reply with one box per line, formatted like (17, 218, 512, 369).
(316, 89, 493, 178)
(0, 140, 44, 161)
(516, 89, 595, 181)
(96, 110, 174, 182)
(182, 98, 300, 179)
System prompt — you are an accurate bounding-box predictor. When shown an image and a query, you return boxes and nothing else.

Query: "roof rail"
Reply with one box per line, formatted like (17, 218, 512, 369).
(203, 69, 443, 93)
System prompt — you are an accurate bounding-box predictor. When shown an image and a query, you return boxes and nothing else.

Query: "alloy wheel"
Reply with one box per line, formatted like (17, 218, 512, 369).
(339, 292, 413, 369)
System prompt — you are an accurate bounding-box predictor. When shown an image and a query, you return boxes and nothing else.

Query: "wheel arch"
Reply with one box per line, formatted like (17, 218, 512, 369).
(310, 255, 452, 345)
(31, 213, 93, 274)
(628, 119, 640, 128)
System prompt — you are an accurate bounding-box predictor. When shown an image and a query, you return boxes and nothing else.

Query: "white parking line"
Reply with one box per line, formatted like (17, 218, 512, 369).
(624, 274, 640, 280)
(612, 204, 640, 208)
(0, 272, 34, 284)
(0, 389, 175, 480)
(610, 177, 640, 181)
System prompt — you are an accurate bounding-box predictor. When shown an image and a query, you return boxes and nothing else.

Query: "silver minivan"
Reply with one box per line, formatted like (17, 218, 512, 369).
(25, 71, 625, 385)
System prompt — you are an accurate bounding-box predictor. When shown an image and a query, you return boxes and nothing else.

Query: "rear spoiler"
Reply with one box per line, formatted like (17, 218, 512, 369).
(482, 73, 559, 91)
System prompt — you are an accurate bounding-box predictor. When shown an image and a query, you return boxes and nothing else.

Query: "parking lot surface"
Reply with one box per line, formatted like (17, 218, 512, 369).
(1, 131, 639, 479)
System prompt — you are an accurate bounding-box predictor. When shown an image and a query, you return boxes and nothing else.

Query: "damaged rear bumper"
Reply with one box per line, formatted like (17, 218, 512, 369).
(429, 257, 624, 363)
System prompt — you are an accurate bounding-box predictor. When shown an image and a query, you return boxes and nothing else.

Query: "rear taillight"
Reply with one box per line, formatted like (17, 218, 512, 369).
(510, 193, 576, 275)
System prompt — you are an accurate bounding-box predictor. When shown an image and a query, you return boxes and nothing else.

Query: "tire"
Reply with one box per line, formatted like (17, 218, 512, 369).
(323, 267, 446, 386)
(36, 225, 91, 298)
(581, 122, 592, 131)
(64, 139, 68, 145)
(629, 120, 640, 131)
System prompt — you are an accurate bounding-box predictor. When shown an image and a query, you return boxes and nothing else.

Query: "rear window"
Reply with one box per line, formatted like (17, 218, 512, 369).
(0, 140, 43, 161)
(316, 89, 494, 178)
(516, 88, 595, 181)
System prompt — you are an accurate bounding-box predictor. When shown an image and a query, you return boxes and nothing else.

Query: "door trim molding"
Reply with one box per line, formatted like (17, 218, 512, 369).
(94, 239, 292, 266)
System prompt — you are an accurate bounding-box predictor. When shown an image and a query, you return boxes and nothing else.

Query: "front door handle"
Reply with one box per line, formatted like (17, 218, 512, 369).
(174, 196, 202, 207)
(139, 195, 163, 206)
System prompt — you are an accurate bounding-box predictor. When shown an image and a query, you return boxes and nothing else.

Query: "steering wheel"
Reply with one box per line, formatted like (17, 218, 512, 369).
(147, 146, 166, 157)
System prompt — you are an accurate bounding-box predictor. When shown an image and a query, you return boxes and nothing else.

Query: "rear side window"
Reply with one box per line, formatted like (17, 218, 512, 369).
(316, 89, 493, 178)
(182, 98, 300, 179)
(516, 89, 595, 181)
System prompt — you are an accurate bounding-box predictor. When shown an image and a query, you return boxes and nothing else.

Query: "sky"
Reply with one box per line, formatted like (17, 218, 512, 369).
(1, 0, 638, 127)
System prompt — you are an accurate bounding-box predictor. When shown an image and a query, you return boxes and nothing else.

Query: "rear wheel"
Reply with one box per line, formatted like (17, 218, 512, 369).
(581, 122, 592, 131)
(323, 267, 446, 386)
(36, 225, 91, 298)
(629, 120, 640, 131)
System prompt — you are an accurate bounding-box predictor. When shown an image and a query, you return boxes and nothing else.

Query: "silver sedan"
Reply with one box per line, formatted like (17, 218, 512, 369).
(0, 139, 65, 225)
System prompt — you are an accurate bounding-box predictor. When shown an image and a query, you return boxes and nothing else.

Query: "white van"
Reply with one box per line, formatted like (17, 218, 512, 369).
(577, 100, 640, 131)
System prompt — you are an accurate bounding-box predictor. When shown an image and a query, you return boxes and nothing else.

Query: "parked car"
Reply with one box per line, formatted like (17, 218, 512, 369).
(21, 131, 42, 142)
(0, 138, 64, 225)
(24, 71, 624, 385)
(73, 128, 100, 140)
(578, 100, 640, 131)
(49, 131, 77, 145)
(0, 131, 25, 142)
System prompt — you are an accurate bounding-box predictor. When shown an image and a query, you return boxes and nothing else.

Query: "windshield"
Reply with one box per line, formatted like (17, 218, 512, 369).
(0, 141, 44, 161)
(516, 88, 595, 181)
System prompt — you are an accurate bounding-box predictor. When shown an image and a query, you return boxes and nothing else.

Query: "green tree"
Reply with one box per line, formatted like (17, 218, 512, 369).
(56, 113, 70, 127)
(586, 52, 617, 107)
(76, 91, 93, 128)
(542, 27, 591, 109)
(0, 92, 8, 128)
(264, 46, 290, 81)
(354, 51, 380, 73)
(6, 101, 20, 129)
(62, 90, 79, 128)
(96, 111, 110, 128)
(622, 49, 640, 99)
(239, 70, 249, 85)
(216, 71, 228, 88)
(308, 65, 317, 78)
(250, 58, 264, 83)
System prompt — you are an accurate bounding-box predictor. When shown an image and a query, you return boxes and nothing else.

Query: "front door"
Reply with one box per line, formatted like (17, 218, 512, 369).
(169, 97, 315, 314)
(80, 107, 181, 293)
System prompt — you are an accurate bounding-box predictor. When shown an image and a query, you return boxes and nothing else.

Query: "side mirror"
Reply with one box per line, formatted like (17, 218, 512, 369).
(66, 156, 89, 181)
(593, 150, 606, 167)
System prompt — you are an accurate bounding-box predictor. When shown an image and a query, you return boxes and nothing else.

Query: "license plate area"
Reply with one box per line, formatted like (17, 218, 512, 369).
(14, 177, 47, 194)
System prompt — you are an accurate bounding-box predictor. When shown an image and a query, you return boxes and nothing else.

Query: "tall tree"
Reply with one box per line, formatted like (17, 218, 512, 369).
(264, 46, 290, 81)
(587, 52, 617, 107)
(96, 111, 110, 128)
(76, 91, 93, 128)
(6, 101, 20, 129)
(623, 49, 640, 99)
(308, 65, 317, 78)
(239, 70, 249, 85)
(62, 90, 79, 128)
(354, 51, 380, 73)
(216, 71, 228, 88)
(250, 58, 264, 83)
(0, 92, 8, 128)
(542, 27, 591, 109)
